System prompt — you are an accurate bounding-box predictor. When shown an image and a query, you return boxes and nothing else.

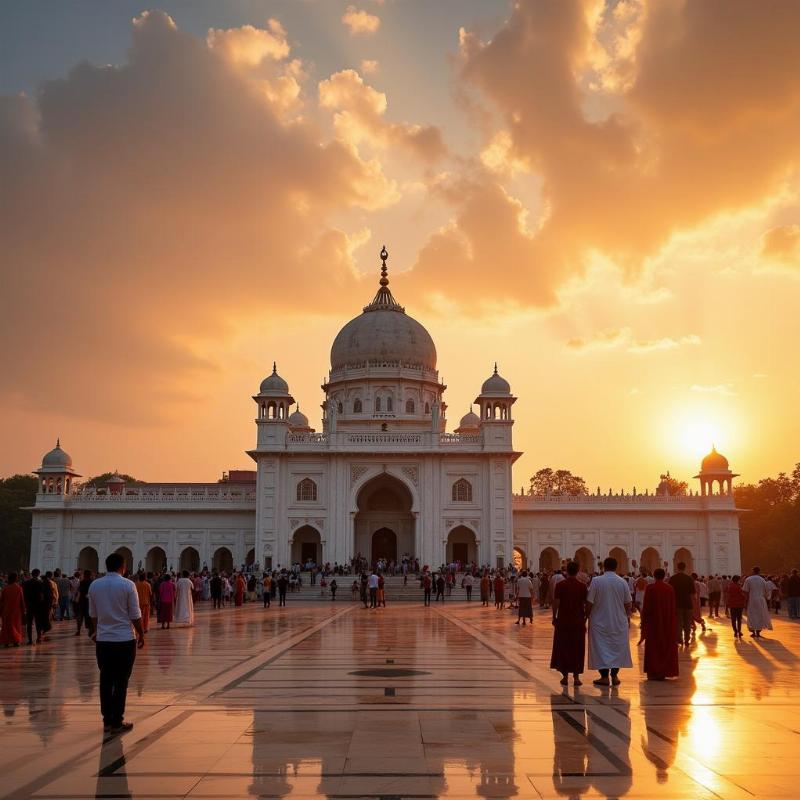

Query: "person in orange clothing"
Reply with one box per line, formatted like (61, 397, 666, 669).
(0, 573, 26, 647)
(234, 573, 246, 607)
(135, 573, 152, 633)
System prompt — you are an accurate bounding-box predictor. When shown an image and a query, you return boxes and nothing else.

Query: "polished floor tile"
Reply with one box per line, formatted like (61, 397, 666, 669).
(1, 598, 799, 798)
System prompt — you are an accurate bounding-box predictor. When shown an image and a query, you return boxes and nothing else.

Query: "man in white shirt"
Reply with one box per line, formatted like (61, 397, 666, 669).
(368, 571, 379, 608)
(515, 570, 534, 626)
(88, 552, 145, 734)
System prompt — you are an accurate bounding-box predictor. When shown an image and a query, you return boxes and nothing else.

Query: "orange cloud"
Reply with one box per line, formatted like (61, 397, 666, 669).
(0, 11, 398, 422)
(762, 225, 800, 263)
(342, 6, 381, 36)
(318, 69, 446, 164)
(412, 0, 800, 308)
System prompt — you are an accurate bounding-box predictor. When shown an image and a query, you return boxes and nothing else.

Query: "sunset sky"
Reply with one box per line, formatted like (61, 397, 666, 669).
(1, 0, 799, 491)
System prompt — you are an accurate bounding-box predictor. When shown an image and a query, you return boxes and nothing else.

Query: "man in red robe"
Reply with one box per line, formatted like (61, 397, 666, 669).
(641, 568, 679, 680)
(550, 560, 588, 686)
(0, 573, 26, 647)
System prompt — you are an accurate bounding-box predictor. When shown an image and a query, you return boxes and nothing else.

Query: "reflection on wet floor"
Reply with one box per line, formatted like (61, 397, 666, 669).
(1, 600, 799, 798)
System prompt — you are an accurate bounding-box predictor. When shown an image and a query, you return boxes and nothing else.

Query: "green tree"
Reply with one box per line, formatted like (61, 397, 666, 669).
(529, 468, 588, 496)
(735, 464, 800, 573)
(0, 475, 38, 572)
(83, 472, 144, 488)
(657, 473, 688, 496)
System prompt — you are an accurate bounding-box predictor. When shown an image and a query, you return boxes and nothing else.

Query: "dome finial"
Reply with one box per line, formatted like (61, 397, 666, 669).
(272, 361, 277, 374)
(56, 437, 60, 448)
(493, 362, 498, 374)
(379, 245, 389, 287)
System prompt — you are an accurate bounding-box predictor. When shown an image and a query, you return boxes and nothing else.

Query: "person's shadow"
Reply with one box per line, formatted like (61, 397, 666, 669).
(95, 733, 132, 799)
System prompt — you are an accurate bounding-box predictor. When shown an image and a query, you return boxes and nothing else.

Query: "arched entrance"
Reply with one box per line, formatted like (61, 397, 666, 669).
(539, 547, 560, 571)
(292, 526, 321, 566)
(372, 528, 397, 563)
(673, 547, 694, 574)
(447, 526, 477, 566)
(77, 546, 99, 573)
(146, 546, 167, 573)
(180, 547, 200, 573)
(640, 547, 661, 574)
(213, 547, 233, 574)
(513, 547, 526, 570)
(246, 548, 255, 567)
(114, 546, 133, 574)
(574, 547, 595, 574)
(355, 474, 414, 564)
(609, 547, 629, 575)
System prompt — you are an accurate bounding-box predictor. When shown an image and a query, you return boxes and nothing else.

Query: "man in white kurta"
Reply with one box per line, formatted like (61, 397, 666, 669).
(586, 558, 633, 686)
(742, 567, 772, 637)
(174, 571, 195, 626)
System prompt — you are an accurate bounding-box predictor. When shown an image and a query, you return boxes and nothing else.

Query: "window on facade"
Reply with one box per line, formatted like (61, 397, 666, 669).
(353, 399, 362, 413)
(425, 402, 430, 414)
(375, 397, 382, 412)
(297, 477, 317, 502)
(452, 478, 473, 502)
(405, 399, 415, 413)
(387, 397, 393, 412)
(337, 402, 343, 414)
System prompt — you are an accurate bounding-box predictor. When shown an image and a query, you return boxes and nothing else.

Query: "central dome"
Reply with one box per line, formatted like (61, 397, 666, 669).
(330, 248, 437, 371)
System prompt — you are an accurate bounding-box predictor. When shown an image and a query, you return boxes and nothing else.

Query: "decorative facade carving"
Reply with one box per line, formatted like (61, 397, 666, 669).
(401, 465, 419, 487)
(350, 464, 369, 486)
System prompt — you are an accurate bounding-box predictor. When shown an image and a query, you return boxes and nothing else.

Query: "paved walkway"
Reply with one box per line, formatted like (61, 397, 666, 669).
(1, 599, 798, 798)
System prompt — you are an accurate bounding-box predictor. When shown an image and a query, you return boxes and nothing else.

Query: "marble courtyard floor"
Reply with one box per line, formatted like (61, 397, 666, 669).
(1, 600, 799, 799)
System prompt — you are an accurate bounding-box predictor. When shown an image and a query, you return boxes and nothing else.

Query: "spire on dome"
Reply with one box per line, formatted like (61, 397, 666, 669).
(364, 246, 404, 312)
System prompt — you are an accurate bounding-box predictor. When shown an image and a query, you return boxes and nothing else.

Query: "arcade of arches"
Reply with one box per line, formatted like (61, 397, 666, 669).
(534, 545, 695, 575)
(354, 474, 414, 563)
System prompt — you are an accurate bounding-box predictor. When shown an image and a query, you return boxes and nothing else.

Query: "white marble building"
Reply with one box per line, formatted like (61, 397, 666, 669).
(29, 250, 742, 577)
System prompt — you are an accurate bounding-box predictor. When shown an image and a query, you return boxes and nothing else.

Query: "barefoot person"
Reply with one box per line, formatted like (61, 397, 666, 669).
(586, 557, 633, 687)
(641, 569, 679, 681)
(550, 561, 587, 686)
(88, 552, 145, 734)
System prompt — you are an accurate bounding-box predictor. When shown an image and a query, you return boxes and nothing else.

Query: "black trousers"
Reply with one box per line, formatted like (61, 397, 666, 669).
(263, 593, 270, 608)
(730, 607, 743, 635)
(369, 588, 377, 608)
(279, 591, 286, 606)
(212, 595, 222, 609)
(96, 640, 136, 726)
(465, 586, 472, 600)
(423, 589, 431, 606)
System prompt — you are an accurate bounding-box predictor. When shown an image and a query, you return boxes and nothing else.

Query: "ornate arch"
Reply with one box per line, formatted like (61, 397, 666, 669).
(349, 466, 420, 514)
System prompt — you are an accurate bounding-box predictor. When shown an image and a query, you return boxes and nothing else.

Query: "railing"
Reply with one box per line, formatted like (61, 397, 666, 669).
(345, 432, 422, 445)
(69, 487, 256, 504)
(440, 433, 482, 445)
(513, 492, 730, 504)
(286, 433, 329, 444)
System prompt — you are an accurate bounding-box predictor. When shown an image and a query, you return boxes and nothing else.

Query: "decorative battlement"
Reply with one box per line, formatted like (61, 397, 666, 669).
(513, 491, 738, 509)
(281, 430, 487, 451)
(60, 484, 257, 505)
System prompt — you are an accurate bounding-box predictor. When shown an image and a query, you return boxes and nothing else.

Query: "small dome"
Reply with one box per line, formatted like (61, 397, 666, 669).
(481, 364, 511, 395)
(260, 362, 289, 395)
(701, 446, 729, 472)
(42, 439, 72, 469)
(458, 409, 481, 430)
(288, 407, 309, 429)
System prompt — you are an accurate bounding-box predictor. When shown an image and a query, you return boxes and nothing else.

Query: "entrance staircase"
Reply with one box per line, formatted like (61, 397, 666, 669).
(277, 574, 477, 602)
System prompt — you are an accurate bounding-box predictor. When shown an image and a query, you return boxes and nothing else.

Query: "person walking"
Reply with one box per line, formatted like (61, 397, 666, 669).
(88, 552, 144, 734)
(23, 570, 49, 645)
(0, 573, 26, 647)
(76, 569, 93, 636)
(210, 571, 223, 609)
(174, 571, 194, 626)
(726, 575, 746, 638)
(277, 573, 288, 606)
(135, 573, 152, 633)
(550, 561, 587, 686)
(742, 566, 772, 638)
(463, 572, 474, 601)
(494, 573, 505, 610)
(707, 575, 722, 618)
(157, 576, 175, 629)
(786, 569, 800, 620)
(262, 573, 272, 608)
(515, 570, 533, 626)
(330, 578, 338, 601)
(668, 562, 695, 646)
(234, 573, 246, 607)
(368, 571, 379, 608)
(641, 569, 679, 681)
(435, 573, 446, 603)
(586, 557, 633, 687)
(55, 569, 72, 621)
(422, 573, 432, 606)
(480, 572, 490, 606)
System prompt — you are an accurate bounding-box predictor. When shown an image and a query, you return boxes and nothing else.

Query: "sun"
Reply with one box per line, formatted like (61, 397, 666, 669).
(678, 418, 721, 461)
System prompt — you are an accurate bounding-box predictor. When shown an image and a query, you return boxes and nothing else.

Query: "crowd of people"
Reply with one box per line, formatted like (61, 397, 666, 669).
(1, 552, 798, 736)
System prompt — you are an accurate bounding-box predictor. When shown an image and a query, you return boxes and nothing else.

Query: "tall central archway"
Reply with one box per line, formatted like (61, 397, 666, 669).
(355, 474, 414, 565)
